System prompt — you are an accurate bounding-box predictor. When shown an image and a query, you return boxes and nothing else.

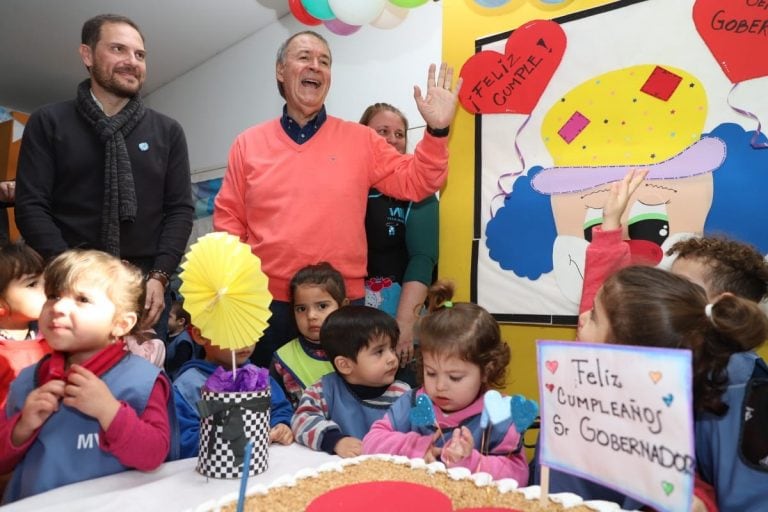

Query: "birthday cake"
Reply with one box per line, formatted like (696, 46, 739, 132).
(201, 455, 627, 512)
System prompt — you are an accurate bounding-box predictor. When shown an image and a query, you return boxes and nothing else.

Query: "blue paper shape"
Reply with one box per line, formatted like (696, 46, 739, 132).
(410, 394, 436, 427)
(510, 394, 539, 433)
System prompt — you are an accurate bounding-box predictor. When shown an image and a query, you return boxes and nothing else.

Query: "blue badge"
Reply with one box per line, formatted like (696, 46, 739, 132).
(138, 142, 149, 151)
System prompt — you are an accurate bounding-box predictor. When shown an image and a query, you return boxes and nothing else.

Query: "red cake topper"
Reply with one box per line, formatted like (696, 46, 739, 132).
(306, 481, 452, 512)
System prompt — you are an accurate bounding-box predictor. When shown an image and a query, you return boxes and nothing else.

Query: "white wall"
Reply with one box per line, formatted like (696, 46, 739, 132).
(144, 3, 442, 179)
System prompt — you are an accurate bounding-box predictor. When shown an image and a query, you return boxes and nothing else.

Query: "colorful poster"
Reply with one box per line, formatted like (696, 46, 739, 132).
(471, 0, 768, 323)
(537, 340, 694, 512)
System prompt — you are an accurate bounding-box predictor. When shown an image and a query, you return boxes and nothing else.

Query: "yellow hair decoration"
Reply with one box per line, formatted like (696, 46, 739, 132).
(441, 300, 453, 308)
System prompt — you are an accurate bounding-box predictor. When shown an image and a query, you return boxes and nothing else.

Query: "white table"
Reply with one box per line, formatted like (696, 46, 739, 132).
(1, 444, 338, 512)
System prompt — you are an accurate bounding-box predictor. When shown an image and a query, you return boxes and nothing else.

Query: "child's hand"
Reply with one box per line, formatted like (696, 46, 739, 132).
(602, 169, 648, 231)
(63, 365, 121, 431)
(441, 426, 474, 465)
(423, 429, 442, 463)
(333, 436, 362, 458)
(12, 380, 66, 446)
(269, 423, 294, 445)
(691, 496, 708, 512)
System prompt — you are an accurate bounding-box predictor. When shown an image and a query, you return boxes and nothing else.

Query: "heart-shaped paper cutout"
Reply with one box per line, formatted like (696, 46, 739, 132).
(410, 394, 437, 427)
(649, 371, 662, 384)
(545, 383, 555, 393)
(662, 393, 674, 407)
(693, 0, 768, 83)
(510, 394, 539, 433)
(545, 360, 559, 374)
(458, 19, 566, 114)
(481, 390, 512, 428)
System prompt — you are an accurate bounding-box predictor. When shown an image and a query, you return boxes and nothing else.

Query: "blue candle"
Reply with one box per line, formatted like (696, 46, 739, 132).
(236, 441, 254, 512)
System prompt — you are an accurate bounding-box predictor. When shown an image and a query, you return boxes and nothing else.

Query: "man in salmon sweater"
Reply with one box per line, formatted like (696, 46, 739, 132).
(214, 31, 462, 366)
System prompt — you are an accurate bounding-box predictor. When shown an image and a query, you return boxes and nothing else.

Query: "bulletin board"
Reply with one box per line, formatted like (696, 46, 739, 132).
(469, 0, 768, 324)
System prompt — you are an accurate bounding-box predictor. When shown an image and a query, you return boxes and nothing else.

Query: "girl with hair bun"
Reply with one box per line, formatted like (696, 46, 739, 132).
(571, 265, 768, 511)
(363, 280, 528, 483)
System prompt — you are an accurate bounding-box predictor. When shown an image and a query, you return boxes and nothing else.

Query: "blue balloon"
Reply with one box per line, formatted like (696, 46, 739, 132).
(474, 0, 512, 6)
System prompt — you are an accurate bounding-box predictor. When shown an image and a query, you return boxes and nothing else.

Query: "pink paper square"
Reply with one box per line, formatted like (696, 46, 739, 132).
(558, 111, 591, 144)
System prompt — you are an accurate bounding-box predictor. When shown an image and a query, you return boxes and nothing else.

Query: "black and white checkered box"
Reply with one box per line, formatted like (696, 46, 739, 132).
(196, 388, 271, 479)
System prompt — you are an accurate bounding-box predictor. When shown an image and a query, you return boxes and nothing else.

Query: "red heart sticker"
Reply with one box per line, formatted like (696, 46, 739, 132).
(458, 19, 566, 114)
(693, 0, 768, 83)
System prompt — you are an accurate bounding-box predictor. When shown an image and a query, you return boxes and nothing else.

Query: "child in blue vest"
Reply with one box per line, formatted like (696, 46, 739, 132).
(362, 281, 529, 483)
(292, 305, 409, 458)
(0, 249, 179, 503)
(164, 299, 200, 378)
(572, 266, 768, 512)
(545, 170, 768, 511)
(173, 326, 294, 458)
(270, 262, 348, 408)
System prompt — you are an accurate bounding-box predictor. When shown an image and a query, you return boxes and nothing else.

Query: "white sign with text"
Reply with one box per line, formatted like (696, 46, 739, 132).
(537, 340, 694, 512)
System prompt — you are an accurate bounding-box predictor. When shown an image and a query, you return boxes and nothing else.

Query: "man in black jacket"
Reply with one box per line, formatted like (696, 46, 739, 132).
(15, 14, 193, 335)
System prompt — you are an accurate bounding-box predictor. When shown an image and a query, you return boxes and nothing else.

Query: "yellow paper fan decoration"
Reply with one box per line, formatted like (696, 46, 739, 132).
(179, 232, 272, 350)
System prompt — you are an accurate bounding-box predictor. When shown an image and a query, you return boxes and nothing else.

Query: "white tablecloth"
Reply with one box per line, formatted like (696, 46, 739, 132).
(1, 444, 338, 512)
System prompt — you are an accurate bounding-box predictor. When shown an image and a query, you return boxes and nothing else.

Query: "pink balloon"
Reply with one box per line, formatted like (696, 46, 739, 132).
(324, 18, 361, 36)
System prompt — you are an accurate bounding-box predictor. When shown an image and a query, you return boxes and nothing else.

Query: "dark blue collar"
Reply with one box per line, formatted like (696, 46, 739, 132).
(280, 105, 327, 144)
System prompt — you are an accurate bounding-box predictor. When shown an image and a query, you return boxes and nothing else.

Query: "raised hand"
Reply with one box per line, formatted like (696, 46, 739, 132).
(602, 169, 648, 231)
(414, 62, 463, 131)
(441, 426, 474, 465)
(12, 379, 65, 446)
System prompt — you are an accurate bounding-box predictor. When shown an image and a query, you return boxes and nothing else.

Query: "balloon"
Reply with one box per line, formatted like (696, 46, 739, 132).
(458, 19, 567, 115)
(474, 0, 513, 7)
(693, 0, 768, 84)
(289, 0, 322, 26)
(389, 0, 428, 8)
(329, 0, 386, 26)
(324, 18, 361, 36)
(370, 3, 409, 29)
(301, 0, 335, 21)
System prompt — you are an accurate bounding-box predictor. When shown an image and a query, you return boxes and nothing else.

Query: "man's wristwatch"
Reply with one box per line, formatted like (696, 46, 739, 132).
(426, 125, 450, 137)
(146, 270, 170, 289)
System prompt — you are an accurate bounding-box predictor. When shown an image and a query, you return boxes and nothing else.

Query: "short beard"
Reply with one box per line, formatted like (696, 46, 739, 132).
(91, 64, 142, 98)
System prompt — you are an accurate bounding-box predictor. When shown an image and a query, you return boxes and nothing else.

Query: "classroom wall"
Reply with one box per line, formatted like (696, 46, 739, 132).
(143, 3, 442, 178)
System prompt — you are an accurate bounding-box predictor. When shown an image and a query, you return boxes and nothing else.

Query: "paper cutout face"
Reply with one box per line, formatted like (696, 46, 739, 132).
(458, 19, 566, 114)
(693, 0, 768, 84)
(533, 65, 721, 304)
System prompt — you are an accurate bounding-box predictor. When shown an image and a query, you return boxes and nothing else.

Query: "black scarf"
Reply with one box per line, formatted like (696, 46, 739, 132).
(75, 79, 145, 256)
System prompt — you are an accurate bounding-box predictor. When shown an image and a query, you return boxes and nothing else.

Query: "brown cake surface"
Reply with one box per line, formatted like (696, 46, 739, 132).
(217, 457, 616, 512)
